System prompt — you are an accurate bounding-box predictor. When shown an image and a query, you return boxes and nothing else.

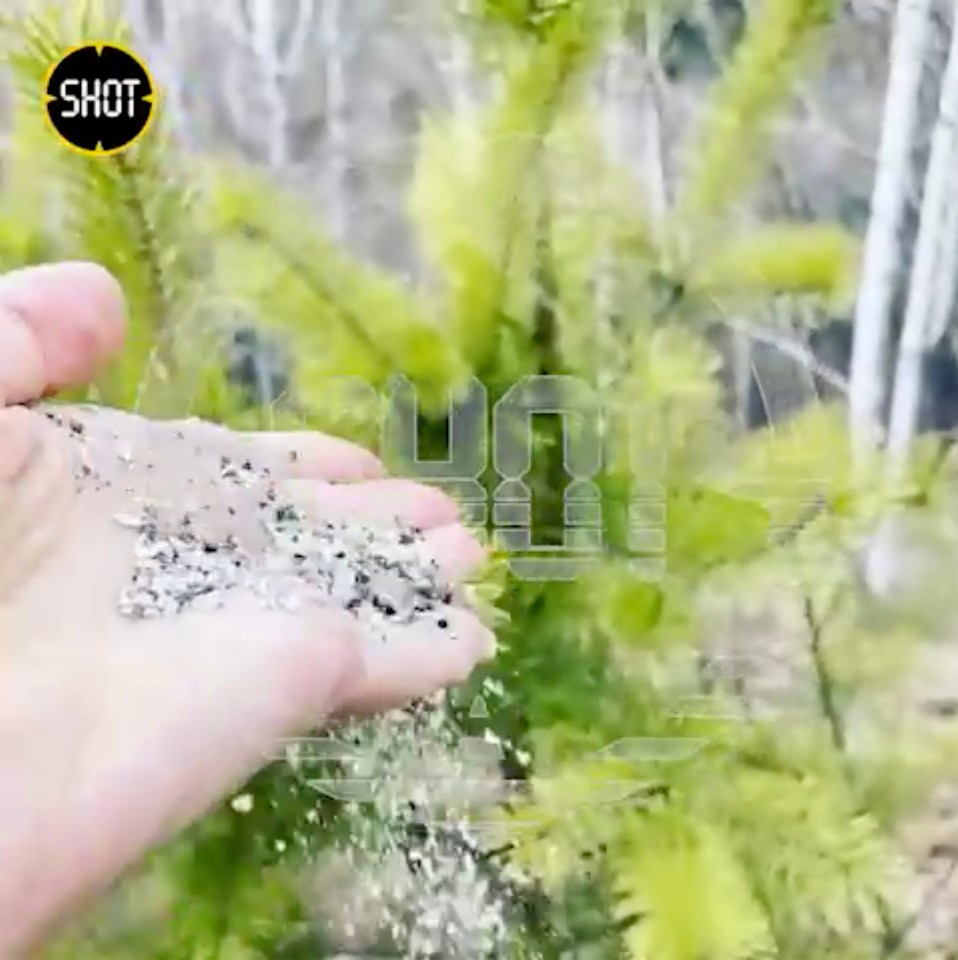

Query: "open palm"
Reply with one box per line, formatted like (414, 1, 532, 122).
(0, 262, 493, 956)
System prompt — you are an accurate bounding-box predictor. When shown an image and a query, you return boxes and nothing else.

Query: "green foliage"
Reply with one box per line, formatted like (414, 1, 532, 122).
(691, 222, 861, 309)
(0, 0, 947, 957)
(677, 0, 840, 232)
(205, 159, 471, 418)
(461, 0, 616, 43)
(613, 812, 774, 960)
(410, 19, 599, 379)
(0, 0, 219, 415)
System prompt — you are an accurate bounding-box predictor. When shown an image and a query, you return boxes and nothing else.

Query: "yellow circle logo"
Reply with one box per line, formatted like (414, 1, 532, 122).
(43, 42, 157, 156)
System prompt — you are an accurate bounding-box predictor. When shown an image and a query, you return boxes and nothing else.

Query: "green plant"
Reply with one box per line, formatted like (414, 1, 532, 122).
(2, 1, 956, 958)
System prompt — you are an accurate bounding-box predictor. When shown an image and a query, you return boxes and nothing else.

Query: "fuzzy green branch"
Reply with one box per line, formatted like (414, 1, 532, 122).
(235, 220, 398, 373)
(802, 594, 846, 757)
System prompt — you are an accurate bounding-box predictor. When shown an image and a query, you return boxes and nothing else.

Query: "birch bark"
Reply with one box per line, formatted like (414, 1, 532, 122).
(885, 12, 958, 467)
(446, 0, 475, 114)
(125, 0, 193, 145)
(867, 9, 958, 594)
(848, 0, 933, 460)
(321, 0, 348, 239)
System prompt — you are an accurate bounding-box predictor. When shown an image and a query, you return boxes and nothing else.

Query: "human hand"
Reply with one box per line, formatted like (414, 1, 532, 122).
(0, 262, 494, 956)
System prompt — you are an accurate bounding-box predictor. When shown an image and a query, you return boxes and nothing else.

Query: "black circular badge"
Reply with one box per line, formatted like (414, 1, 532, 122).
(44, 43, 156, 156)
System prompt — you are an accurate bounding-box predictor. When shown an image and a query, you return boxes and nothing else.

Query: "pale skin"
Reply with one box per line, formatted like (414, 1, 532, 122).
(0, 261, 495, 957)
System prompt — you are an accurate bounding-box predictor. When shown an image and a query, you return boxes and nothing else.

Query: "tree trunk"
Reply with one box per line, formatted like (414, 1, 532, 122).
(248, 0, 290, 170)
(321, 0, 348, 239)
(446, 0, 475, 114)
(867, 11, 958, 594)
(847, 0, 933, 461)
(886, 14, 958, 467)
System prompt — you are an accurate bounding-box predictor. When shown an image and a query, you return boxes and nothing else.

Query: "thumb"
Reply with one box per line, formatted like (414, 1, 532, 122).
(0, 261, 126, 404)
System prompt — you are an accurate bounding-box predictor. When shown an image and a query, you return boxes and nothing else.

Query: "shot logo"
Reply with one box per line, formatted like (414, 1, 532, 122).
(44, 44, 156, 156)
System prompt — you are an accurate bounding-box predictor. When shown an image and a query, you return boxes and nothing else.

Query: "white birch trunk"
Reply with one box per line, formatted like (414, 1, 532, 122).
(733, 325, 754, 431)
(641, 6, 668, 226)
(867, 10, 958, 595)
(321, 0, 348, 239)
(446, 0, 475, 114)
(886, 16, 958, 468)
(597, 37, 626, 299)
(215, 0, 316, 172)
(848, 0, 933, 461)
(212, 3, 252, 143)
(248, 0, 290, 170)
(125, 0, 199, 146)
(595, 36, 628, 392)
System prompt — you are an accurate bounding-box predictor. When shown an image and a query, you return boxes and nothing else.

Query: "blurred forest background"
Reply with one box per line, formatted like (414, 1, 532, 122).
(3, 0, 958, 957)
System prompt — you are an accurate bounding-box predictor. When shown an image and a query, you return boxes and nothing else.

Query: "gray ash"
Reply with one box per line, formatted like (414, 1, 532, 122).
(112, 489, 454, 645)
(116, 507, 248, 618)
(257, 502, 452, 642)
(43, 407, 457, 643)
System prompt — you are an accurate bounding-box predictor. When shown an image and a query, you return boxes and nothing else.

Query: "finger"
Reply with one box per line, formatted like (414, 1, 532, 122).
(0, 307, 45, 406)
(246, 431, 384, 482)
(156, 419, 385, 482)
(0, 407, 42, 483)
(277, 478, 461, 530)
(0, 410, 73, 569)
(0, 262, 125, 403)
(39, 405, 385, 486)
(0, 409, 75, 599)
(336, 606, 496, 716)
(419, 523, 488, 583)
